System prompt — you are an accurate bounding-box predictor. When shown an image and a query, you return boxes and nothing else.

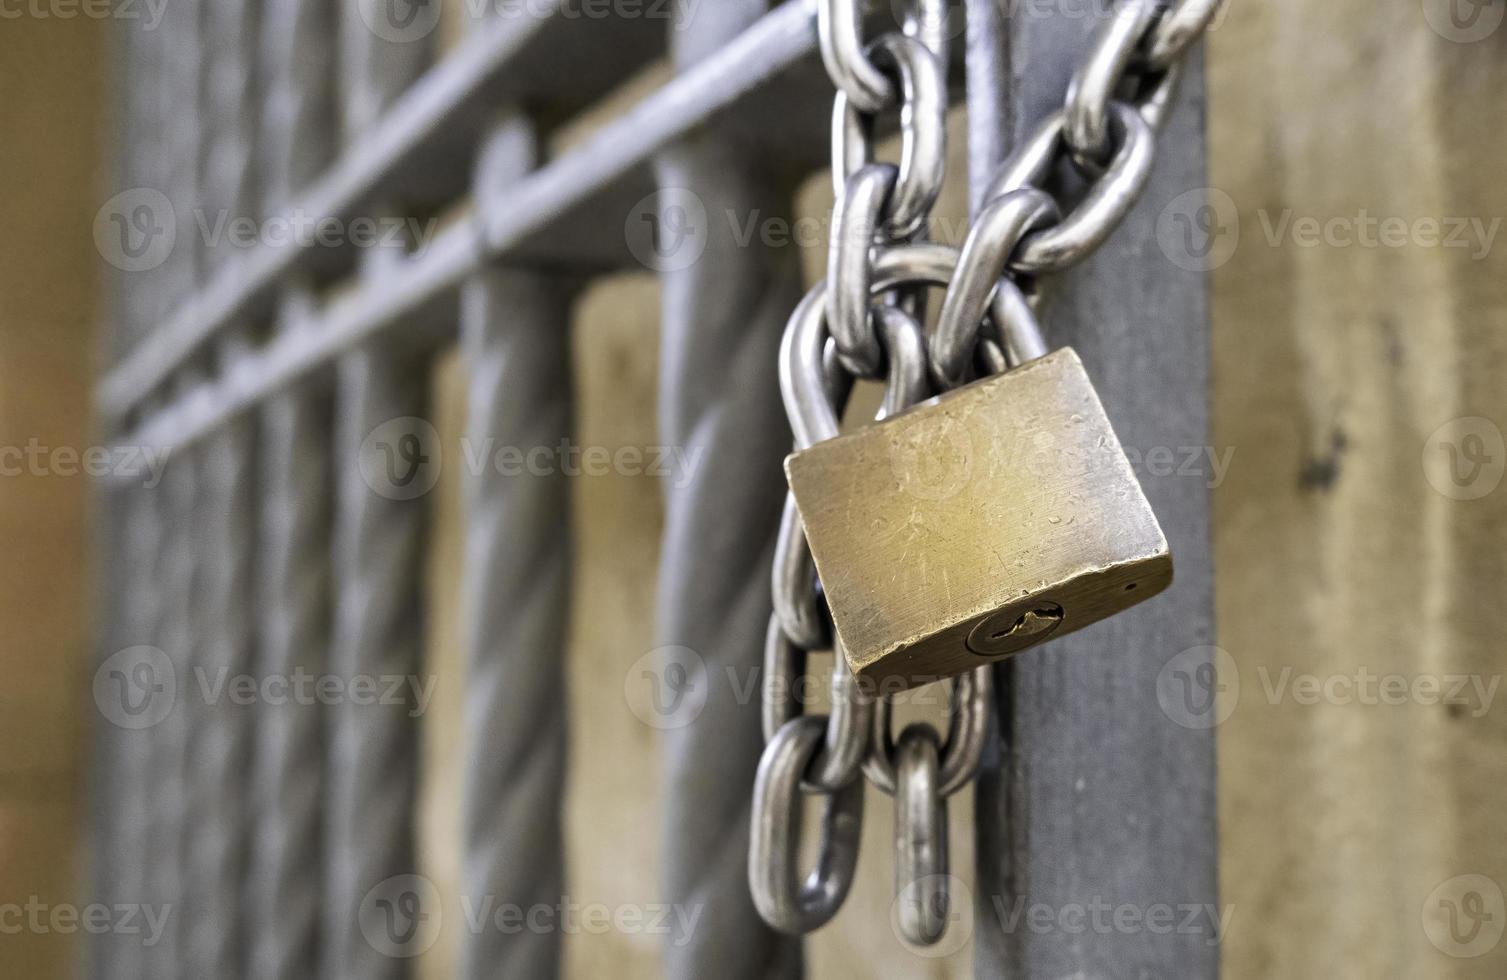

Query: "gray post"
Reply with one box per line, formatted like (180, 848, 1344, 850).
(967, 3, 1219, 977)
(323, 5, 435, 979)
(654, 2, 805, 978)
(247, 2, 337, 978)
(458, 111, 577, 980)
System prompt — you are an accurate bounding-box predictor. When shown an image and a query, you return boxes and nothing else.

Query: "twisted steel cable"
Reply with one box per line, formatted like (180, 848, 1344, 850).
(459, 114, 575, 976)
(325, 341, 430, 980)
(249, 362, 331, 980)
(146, 4, 208, 976)
(149, 439, 203, 980)
(323, 11, 434, 980)
(246, 4, 337, 980)
(654, 137, 806, 980)
(182, 0, 263, 974)
(94, 21, 163, 980)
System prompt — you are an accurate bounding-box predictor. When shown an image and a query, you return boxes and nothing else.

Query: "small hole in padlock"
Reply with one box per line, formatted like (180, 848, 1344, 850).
(1125, 583, 1138, 592)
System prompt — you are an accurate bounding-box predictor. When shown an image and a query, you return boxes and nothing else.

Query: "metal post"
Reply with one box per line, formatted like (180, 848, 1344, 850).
(146, 2, 207, 976)
(967, 3, 1219, 977)
(184, 0, 262, 974)
(654, 3, 804, 977)
(458, 109, 577, 980)
(324, 10, 435, 978)
(247, 3, 337, 980)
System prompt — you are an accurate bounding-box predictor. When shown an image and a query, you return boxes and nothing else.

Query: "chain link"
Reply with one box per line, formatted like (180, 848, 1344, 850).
(750, 0, 1222, 943)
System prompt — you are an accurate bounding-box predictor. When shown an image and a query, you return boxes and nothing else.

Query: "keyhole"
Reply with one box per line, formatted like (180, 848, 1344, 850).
(968, 600, 1065, 657)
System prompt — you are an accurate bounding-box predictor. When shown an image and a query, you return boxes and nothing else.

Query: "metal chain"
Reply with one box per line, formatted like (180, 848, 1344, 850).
(935, 0, 1222, 384)
(751, 0, 1221, 947)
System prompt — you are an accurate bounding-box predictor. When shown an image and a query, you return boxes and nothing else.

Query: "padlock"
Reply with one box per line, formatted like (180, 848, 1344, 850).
(786, 323, 1171, 691)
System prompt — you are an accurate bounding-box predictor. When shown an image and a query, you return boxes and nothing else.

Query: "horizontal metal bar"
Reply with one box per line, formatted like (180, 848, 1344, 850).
(98, 0, 667, 423)
(107, 0, 819, 466)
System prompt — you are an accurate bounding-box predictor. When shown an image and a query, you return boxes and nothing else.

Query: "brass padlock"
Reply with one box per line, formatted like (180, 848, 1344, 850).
(786, 345, 1171, 691)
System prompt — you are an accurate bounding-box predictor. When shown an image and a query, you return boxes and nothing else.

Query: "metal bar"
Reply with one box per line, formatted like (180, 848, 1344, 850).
(458, 109, 577, 980)
(247, 3, 337, 980)
(147, 3, 208, 975)
(323, 11, 434, 978)
(655, 2, 804, 976)
(183, 0, 263, 974)
(97, 0, 666, 421)
(99, 0, 819, 435)
(967, 3, 1219, 977)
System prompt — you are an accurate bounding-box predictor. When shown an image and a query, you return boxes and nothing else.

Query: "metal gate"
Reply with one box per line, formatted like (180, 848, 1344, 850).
(89, 0, 1217, 977)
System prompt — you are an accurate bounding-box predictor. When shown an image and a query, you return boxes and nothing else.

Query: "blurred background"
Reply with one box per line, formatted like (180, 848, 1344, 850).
(4, 0, 1507, 978)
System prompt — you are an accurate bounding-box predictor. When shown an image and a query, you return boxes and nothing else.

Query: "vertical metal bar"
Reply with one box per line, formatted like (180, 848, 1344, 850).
(324, 9, 435, 978)
(147, 2, 207, 975)
(655, 3, 804, 977)
(185, 0, 262, 974)
(967, 5, 1219, 977)
(248, 3, 337, 980)
(91, 15, 155, 980)
(458, 110, 576, 980)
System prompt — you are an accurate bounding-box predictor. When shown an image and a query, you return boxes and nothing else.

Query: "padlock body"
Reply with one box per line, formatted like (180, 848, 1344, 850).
(786, 347, 1171, 691)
